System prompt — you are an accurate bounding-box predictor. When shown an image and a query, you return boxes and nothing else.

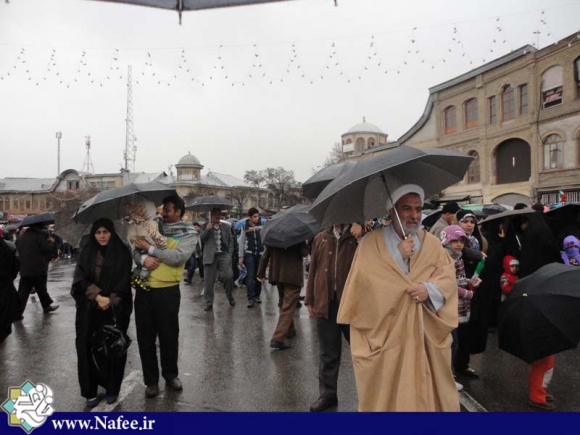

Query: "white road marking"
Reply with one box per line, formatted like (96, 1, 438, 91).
(459, 390, 488, 412)
(91, 369, 143, 412)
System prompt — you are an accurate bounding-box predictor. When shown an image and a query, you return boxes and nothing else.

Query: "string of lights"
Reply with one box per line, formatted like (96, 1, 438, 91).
(0, 8, 577, 88)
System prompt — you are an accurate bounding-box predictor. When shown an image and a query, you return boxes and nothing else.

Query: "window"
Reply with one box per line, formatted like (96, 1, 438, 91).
(33, 199, 38, 210)
(501, 85, 515, 121)
(0, 198, 3, 210)
(519, 84, 528, 115)
(543, 134, 564, 170)
(25, 200, 31, 210)
(541, 66, 563, 108)
(367, 138, 375, 148)
(575, 57, 580, 97)
(355, 138, 365, 154)
(444, 106, 457, 134)
(68, 180, 80, 190)
(13, 200, 18, 210)
(464, 99, 478, 129)
(489, 96, 497, 124)
(467, 151, 480, 183)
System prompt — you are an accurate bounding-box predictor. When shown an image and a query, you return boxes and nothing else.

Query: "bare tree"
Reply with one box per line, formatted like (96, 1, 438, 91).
(244, 170, 264, 189)
(230, 187, 254, 212)
(323, 142, 344, 167)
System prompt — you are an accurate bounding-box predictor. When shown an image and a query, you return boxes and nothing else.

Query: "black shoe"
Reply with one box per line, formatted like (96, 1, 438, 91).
(254, 297, 262, 304)
(247, 300, 255, 308)
(546, 394, 555, 402)
(86, 396, 103, 408)
(184, 279, 191, 284)
(145, 384, 159, 398)
(43, 304, 59, 313)
(296, 301, 303, 308)
(204, 305, 213, 312)
(105, 395, 118, 405)
(529, 400, 556, 411)
(458, 367, 480, 379)
(269, 340, 290, 350)
(166, 377, 183, 391)
(310, 397, 338, 412)
(229, 299, 236, 307)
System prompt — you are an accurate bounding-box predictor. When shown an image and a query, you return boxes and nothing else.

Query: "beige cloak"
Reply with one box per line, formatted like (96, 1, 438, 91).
(337, 229, 459, 412)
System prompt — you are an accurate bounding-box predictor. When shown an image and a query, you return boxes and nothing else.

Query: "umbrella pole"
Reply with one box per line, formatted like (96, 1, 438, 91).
(381, 174, 407, 239)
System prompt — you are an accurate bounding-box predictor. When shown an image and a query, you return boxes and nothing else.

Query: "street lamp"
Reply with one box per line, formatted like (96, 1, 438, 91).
(56, 132, 62, 175)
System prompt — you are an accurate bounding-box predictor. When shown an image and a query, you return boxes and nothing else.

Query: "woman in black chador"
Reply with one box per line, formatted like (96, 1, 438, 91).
(71, 218, 132, 408)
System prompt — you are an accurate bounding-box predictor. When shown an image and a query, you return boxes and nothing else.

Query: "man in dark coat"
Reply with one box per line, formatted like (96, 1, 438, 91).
(0, 235, 21, 342)
(258, 241, 308, 350)
(15, 224, 59, 316)
(201, 207, 236, 311)
(305, 224, 357, 412)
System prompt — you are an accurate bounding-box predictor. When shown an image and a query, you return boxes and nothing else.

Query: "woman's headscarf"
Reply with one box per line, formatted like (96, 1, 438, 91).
(457, 209, 483, 251)
(73, 218, 131, 297)
(562, 236, 580, 266)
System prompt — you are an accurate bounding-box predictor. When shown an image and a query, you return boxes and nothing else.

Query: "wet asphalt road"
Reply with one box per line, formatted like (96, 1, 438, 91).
(1, 259, 579, 412)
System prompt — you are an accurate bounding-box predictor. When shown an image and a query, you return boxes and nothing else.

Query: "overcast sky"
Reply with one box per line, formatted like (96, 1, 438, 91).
(1, 0, 579, 183)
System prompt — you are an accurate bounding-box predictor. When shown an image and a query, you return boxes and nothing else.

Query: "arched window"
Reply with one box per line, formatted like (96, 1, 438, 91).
(488, 96, 498, 124)
(464, 99, 478, 129)
(574, 57, 580, 98)
(466, 151, 480, 183)
(495, 138, 531, 184)
(501, 85, 515, 121)
(541, 65, 563, 108)
(367, 138, 375, 148)
(444, 106, 457, 134)
(346, 138, 352, 144)
(355, 138, 365, 154)
(543, 134, 564, 170)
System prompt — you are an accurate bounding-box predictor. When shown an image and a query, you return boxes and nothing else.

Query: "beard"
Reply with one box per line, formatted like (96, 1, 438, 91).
(393, 218, 419, 236)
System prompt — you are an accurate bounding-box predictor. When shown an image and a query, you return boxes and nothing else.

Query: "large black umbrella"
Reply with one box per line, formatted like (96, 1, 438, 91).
(18, 212, 55, 228)
(73, 181, 176, 224)
(479, 208, 536, 226)
(309, 146, 474, 227)
(261, 204, 320, 249)
(92, 0, 294, 24)
(186, 195, 234, 213)
(482, 204, 508, 216)
(302, 161, 355, 200)
(498, 263, 580, 364)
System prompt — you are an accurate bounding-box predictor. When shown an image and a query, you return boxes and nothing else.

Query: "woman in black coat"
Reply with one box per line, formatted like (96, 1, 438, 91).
(71, 218, 133, 408)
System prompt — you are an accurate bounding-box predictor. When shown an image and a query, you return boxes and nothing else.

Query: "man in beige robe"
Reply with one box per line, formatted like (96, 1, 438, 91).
(337, 184, 459, 412)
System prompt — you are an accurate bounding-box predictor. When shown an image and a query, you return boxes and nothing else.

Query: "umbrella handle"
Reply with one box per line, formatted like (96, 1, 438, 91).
(381, 174, 407, 239)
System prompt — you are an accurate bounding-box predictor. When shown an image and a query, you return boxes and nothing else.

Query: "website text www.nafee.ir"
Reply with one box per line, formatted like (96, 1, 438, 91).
(51, 415, 156, 431)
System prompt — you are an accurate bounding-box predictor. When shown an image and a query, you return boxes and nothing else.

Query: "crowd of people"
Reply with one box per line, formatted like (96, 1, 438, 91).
(0, 190, 578, 412)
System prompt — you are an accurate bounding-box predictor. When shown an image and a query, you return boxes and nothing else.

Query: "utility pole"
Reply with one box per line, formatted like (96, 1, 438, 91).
(124, 65, 137, 173)
(82, 135, 95, 175)
(55, 131, 62, 175)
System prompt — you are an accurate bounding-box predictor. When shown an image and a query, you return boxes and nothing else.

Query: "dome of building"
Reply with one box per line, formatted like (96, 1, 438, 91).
(176, 152, 203, 168)
(343, 117, 386, 136)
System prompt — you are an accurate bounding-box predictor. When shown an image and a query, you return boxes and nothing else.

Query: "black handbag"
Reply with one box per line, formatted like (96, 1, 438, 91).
(90, 305, 132, 372)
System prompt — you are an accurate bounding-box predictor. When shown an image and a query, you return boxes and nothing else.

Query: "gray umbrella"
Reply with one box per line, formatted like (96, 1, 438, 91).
(73, 181, 176, 224)
(18, 212, 55, 228)
(302, 161, 356, 199)
(309, 146, 474, 227)
(261, 204, 320, 249)
(186, 195, 234, 213)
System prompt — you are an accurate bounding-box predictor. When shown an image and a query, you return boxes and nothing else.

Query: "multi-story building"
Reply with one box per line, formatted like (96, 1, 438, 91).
(343, 32, 580, 206)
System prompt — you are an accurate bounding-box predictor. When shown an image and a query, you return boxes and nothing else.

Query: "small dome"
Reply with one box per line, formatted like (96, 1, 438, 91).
(343, 118, 386, 136)
(176, 152, 203, 168)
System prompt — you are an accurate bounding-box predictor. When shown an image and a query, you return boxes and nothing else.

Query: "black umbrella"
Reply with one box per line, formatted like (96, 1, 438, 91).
(302, 161, 356, 199)
(310, 146, 474, 227)
(498, 263, 580, 364)
(73, 181, 176, 224)
(18, 212, 55, 228)
(185, 195, 234, 213)
(479, 208, 536, 226)
(261, 204, 321, 249)
(482, 204, 508, 215)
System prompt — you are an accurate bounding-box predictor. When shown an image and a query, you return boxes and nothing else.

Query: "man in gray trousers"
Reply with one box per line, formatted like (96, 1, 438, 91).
(201, 207, 235, 312)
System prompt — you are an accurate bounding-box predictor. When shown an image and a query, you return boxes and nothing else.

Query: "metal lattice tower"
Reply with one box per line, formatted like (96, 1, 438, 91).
(124, 65, 137, 173)
(82, 135, 95, 174)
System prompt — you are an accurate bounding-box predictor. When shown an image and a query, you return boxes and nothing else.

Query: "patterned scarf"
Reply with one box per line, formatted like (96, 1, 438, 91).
(161, 221, 197, 239)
